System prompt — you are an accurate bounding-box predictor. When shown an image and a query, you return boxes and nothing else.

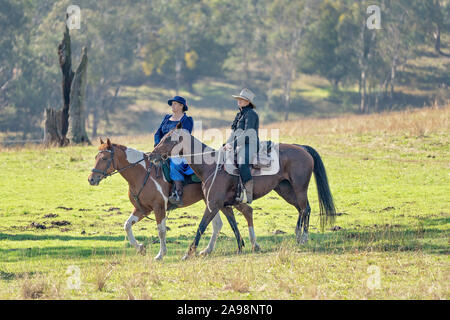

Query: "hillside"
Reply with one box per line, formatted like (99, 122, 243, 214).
(0, 106, 448, 299)
(84, 40, 450, 140)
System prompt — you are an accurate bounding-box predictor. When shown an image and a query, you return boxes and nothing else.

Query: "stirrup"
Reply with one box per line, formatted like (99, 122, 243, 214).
(170, 190, 183, 206)
(235, 187, 250, 204)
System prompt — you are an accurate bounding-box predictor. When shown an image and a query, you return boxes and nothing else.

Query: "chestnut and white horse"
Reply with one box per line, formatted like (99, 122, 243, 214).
(88, 138, 259, 260)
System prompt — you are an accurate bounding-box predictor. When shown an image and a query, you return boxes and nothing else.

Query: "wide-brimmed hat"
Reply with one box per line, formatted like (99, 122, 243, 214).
(168, 96, 188, 111)
(232, 88, 255, 107)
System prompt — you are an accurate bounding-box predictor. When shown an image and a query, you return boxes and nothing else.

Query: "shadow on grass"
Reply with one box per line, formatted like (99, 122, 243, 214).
(1, 223, 447, 263)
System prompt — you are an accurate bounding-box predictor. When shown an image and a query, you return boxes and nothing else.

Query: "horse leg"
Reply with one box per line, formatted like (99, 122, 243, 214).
(274, 181, 309, 244)
(154, 205, 167, 261)
(222, 206, 245, 253)
(199, 212, 223, 256)
(183, 206, 219, 260)
(235, 203, 260, 252)
(290, 182, 310, 244)
(124, 209, 147, 255)
(296, 200, 311, 244)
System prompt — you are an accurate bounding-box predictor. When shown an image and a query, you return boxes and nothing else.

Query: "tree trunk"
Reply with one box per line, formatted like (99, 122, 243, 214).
(433, 23, 449, 57)
(332, 79, 340, 92)
(389, 53, 398, 99)
(67, 47, 91, 144)
(360, 69, 366, 113)
(434, 23, 441, 54)
(92, 104, 99, 138)
(44, 24, 74, 147)
(58, 24, 74, 140)
(175, 59, 181, 95)
(264, 52, 276, 114)
(283, 77, 291, 121)
(44, 108, 69, 146)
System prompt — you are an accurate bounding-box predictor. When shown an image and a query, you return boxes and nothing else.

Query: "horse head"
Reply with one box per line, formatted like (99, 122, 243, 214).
(149, 122, 188, 164)
(88, 138, 117, 186)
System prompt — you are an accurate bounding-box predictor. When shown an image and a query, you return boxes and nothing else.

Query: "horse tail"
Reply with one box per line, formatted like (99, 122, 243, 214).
(298, 144, 336, 230)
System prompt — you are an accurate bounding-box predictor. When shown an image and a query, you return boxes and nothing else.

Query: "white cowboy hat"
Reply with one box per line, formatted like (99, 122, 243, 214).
(232, 88, 256, 107)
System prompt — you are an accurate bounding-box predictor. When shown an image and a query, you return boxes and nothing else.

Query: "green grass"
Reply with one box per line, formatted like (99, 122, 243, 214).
(0, 108, 449, 299)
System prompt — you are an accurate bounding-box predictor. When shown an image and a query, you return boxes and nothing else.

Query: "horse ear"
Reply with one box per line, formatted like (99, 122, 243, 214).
(176, 122, 183, 130)
(99, 137, 104, 145)
(106, 138, 112, 148)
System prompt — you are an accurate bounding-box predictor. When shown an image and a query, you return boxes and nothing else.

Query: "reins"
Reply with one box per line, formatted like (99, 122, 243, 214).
(205, 147, 224, 212)
(91, 147, 148, 178)
(92, 146, 156, 218)
(155, 143, 226, 213)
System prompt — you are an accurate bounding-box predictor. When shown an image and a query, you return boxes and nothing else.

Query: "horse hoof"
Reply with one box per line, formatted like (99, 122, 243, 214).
(182, 250, 196, 261)
(297, 233, 309, 245)
(252, 243, 261, 252)
(138, 244, 147, 256)
(181, 254, 190, 261)
(154, 254, 164, 261)
(199, 249, 211, 256)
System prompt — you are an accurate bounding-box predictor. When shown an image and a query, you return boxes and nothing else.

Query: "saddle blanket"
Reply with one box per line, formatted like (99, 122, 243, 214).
(223, 141, 280, 177)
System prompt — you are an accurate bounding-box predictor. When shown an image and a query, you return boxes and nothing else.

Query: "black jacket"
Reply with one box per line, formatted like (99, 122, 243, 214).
(227, 106, 259, 148)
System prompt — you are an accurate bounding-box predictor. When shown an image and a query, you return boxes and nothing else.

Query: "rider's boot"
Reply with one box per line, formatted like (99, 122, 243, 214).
(243, 179, 253, 204)
(169, 180, 184, 206)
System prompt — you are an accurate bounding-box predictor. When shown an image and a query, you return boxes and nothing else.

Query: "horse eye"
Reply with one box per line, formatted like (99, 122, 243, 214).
(102, 157, 108, 161)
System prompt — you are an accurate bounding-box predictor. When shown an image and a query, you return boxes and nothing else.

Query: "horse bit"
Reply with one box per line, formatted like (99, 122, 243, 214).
(91, 147, 155, 214)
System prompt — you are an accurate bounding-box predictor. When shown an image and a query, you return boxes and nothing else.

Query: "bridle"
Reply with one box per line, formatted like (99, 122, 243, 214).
(91, 146, 147, 180)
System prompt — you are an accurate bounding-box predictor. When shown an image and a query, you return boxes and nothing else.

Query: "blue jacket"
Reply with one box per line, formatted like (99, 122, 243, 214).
(154, 113, 194, 146)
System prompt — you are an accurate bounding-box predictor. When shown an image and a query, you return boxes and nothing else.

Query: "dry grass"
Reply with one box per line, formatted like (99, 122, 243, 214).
(20, 275, 47, 299)
(224, 272, 250, 293)
(266, 105, 450, 137)
(2, 104, 447, 153)
(94, 264, 114, 292)
(105, 104, 450, 150)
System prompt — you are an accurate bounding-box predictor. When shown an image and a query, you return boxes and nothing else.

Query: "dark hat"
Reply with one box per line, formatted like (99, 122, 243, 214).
(168, 96, 188, 111)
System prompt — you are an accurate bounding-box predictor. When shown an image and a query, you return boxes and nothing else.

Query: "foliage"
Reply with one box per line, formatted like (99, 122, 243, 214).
(0, 0, 449, 138)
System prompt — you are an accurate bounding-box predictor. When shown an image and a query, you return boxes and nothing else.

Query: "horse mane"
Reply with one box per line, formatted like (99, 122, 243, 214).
(112, 143, 127, 151)
(98, 142, 127, 151)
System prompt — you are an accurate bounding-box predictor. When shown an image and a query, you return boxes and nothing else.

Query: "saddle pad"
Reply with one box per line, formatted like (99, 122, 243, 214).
(224, 142, 280, 177)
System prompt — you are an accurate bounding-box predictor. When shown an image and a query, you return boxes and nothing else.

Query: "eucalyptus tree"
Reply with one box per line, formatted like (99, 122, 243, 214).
(265, 0, 319, 120)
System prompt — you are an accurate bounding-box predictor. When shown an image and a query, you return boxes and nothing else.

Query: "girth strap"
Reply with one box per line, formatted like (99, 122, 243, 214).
(131, 164, 153, 213)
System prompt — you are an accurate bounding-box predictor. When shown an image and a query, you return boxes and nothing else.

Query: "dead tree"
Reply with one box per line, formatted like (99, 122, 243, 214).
(44, 21, 90, 146)
(67, 47, 90, 144)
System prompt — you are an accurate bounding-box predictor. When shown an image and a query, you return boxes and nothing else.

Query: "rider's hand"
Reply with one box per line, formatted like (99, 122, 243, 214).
(224, 143, 232, 151)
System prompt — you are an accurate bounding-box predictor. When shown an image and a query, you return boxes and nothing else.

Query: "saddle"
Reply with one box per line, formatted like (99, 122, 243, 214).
(223, 141, 280, 177)
(161, 160, 201, 185)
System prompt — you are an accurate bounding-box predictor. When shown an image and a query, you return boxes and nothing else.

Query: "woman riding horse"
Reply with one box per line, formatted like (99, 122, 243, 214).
(154, 96, 194, 206)
(149, 121, 337, 259)
(224, 88, 259, 204)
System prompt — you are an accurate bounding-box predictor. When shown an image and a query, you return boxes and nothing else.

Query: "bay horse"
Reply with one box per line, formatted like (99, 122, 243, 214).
(88, 138, 258, 261)
(148, 123, 336, 259)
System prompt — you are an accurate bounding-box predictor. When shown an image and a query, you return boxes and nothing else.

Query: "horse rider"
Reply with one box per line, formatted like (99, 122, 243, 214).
(154, 96, 194, 206)
(224, 88, 259, 204)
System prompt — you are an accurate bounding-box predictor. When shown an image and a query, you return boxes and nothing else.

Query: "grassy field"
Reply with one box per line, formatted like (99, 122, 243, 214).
(0, 106, 448, 299)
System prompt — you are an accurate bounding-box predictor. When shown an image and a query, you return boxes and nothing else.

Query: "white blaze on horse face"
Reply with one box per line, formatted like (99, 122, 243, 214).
(124, 214, 140, 249)
(150, 176, 168, 211)
(125, 148, 146, 170)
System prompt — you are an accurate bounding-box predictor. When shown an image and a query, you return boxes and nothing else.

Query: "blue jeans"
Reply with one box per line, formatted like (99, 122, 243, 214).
(169, 157, 194, 181)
